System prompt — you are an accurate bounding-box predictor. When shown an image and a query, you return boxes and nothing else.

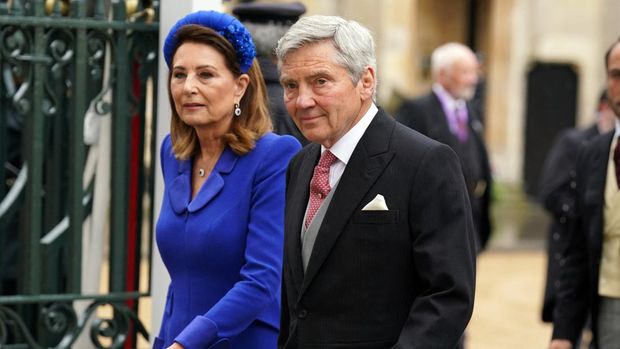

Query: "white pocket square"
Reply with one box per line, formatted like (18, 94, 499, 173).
(362, 194, 389, 211)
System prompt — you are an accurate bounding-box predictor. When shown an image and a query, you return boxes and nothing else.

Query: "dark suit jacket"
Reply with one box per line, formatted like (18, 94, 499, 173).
(395, 92, 493, 250)
(538, 125, 599, 322)
(279, 109, 477, 349)
(552, 131, 614, 347)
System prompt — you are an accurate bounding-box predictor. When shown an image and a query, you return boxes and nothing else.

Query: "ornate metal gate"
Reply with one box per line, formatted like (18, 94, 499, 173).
(0, 0, 159, 347)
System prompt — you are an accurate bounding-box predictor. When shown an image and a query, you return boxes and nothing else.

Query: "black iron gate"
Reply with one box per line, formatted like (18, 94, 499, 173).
(0, 0, 159, 347)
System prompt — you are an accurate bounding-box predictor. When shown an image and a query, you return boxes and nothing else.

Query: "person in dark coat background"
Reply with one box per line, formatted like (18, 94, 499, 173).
(550, 38, 620, 349)
(233, 1, 308, 146)
(396, 42, 493, 252)
(539, 91, 616, 324)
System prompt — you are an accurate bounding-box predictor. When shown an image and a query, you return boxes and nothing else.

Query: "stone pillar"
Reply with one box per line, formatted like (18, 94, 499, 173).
(376, 0, 416, 107)
(486, 0, 526, 183)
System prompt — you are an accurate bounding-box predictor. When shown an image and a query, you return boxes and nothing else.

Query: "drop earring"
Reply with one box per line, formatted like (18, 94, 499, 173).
(234, 103, 241, 117)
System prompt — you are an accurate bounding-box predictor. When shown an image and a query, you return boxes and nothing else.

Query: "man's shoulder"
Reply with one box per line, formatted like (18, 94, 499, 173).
(400, 92, 437, 111)
(287, 142, 318, 168)
(391, 120, 447, 155)
(387, 121, 464, 188)
(395, 92, 439, 129)
(555, 126, 596, 145)
(581, 130, 613, 155)
(574, 130, 614, 170)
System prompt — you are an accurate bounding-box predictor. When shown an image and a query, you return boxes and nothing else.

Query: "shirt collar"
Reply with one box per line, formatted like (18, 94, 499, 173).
(433, 83, 466, 110)
(321, 102, 378, 165)
(615, 118, 620, 138)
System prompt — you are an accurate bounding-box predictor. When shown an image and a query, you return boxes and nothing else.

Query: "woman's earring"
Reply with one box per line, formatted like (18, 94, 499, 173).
(234, 103, 241, 117)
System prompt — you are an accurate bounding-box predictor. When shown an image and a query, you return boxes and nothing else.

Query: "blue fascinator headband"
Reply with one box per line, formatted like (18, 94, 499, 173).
(163, 10, 256, 73)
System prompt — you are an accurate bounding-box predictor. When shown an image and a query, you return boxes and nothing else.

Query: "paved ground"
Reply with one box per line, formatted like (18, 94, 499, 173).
(466, 183, 556, 348)
(467, 249, 553, 348)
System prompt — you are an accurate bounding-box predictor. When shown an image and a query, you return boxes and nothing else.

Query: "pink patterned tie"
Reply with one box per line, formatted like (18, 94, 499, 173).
(305, 150, 338, 228)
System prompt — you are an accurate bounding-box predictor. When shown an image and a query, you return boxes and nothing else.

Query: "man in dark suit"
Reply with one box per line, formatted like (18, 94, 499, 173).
(550, 38, 620, 349)
(396, 43, 493, 252)
(276, 15, 477, 349)
(538, 91, 615, 324)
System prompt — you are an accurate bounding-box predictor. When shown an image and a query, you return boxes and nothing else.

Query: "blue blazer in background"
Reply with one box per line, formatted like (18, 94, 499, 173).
(154, 132, 301, 349)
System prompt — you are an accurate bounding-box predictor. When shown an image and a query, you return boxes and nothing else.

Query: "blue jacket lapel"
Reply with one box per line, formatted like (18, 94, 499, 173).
(168, 147, 238, 214)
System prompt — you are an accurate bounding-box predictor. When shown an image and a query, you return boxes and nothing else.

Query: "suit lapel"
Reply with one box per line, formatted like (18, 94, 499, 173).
(587, 133, 613, 256)
(428, 92, 457, 145)
(286, 145, 320, 291)
(588, 133, 612, 204)
(299, 110, 396, 298)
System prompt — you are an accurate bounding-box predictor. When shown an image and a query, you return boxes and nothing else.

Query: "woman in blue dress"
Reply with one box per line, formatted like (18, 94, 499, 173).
(154, 11, 301, 349)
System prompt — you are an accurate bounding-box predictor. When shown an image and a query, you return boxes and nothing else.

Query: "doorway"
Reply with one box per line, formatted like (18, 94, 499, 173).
(523, 63, 578, 196)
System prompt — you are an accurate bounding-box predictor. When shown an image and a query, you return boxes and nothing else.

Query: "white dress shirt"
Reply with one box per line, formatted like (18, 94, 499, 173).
(320, 103, 378, 187)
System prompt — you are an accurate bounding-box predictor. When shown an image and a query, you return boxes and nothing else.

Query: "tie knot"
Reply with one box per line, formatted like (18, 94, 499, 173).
(454, 105, 466, 118)
(317, 150, 338, 169)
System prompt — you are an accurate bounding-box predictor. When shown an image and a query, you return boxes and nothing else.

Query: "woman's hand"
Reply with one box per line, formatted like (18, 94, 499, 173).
(166, 342, 185, 349)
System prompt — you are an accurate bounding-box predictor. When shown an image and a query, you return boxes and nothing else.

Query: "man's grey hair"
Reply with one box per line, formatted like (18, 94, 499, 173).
(275, 15, 377, 91)
(431, 42, 476, 80)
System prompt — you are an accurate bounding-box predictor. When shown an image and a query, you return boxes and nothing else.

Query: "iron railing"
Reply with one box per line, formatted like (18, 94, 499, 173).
(0, 0, 159, 347)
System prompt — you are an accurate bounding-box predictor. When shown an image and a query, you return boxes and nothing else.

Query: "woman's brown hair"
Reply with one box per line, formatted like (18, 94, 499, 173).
(168, 24, 272, 159)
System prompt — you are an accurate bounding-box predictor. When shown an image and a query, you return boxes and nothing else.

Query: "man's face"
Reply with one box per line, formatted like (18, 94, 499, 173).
(279, 41, 375, 148)
(607, 43, 620, 118)
(440, 53, 479, 101)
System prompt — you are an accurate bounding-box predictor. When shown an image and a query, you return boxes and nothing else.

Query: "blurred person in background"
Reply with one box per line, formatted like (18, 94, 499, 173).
(550, 37, 620, 349)
(470, 52, 487, 127)
(154, 10, 300, 349)
(233, 1, 308, 146)
(396, 42, 493, 253)
(539, 90, 616, 325)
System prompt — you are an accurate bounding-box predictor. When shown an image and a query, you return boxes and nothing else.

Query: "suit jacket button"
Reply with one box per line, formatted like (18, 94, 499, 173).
(297, 309, 308, 319)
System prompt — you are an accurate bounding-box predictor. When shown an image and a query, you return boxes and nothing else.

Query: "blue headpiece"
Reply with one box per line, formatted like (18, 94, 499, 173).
(163, 10, 256, 73)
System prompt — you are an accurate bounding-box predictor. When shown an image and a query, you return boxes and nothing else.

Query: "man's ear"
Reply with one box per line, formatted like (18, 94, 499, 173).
(436, 68, 448, 86)
(359, 66, 376, 100)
